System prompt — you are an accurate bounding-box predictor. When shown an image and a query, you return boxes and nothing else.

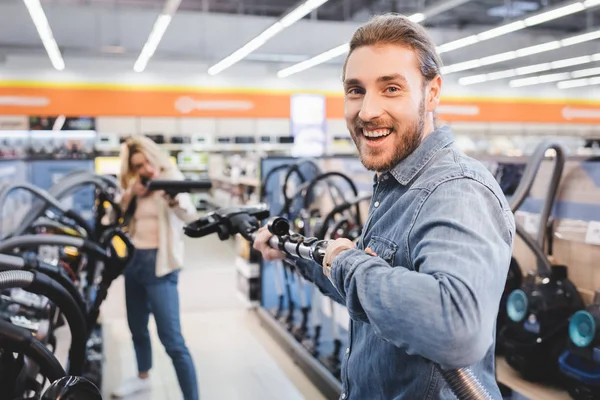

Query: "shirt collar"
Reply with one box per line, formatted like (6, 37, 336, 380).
(387, 125, 454, 185)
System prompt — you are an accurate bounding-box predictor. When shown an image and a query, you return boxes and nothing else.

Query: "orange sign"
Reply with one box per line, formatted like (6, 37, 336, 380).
(326, 96, 600, 123)
(1, 81, 600, 123)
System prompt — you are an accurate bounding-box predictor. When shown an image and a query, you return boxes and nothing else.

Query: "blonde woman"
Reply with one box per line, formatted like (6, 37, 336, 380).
(111, 136, 199, 400)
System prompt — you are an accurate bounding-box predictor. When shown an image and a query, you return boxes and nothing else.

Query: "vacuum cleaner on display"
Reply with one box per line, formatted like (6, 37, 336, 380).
(558, 289, 600, 400)
(498, 142, 585, 383)
(183, 204, 495, 400)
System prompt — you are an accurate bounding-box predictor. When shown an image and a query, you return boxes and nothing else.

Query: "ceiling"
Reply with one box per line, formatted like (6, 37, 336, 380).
(1, 0, 599, 89)
(38, 0, 597, 31)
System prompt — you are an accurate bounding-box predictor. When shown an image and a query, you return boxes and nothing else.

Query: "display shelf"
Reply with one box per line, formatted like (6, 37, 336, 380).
(496, 357, 571, 400)
(209, 174, 260, 187)
(255, 307, 342, 400)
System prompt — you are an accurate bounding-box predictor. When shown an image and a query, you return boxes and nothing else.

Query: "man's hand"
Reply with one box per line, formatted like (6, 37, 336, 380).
(252, 226, 285, 261)
(323, 238, 355, 278)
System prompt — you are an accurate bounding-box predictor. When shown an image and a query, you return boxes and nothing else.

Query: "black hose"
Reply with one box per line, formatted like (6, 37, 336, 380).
(302, 172, 361, 225)
(0, 270, 87, 375)
(0, 319, 66, 383)
(0, 183, 93, 239)
(0, 253, 88, 327)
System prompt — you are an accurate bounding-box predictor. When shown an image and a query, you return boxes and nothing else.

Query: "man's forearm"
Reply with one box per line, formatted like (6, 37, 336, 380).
(292, 258, 345, 305)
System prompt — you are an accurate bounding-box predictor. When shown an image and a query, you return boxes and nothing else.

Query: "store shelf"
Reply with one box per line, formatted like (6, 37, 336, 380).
(255, 307, 342, 400)
(496, 357, 571, 400)
(209, 174, 260, 187)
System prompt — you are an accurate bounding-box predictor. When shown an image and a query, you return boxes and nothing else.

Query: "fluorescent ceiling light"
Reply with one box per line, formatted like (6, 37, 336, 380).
(445, 28, 600, 74)
(23, 0, 65, 71)
(509, 66, 600, 87)
(133, 0, 181, 73)
(437, 0, 599, 54)
(509, 72, 572, 87)
(523, 2, 585, 25)
(558, 75, 600, 89)
(408, 13, 425, 23)
(276, 0, 471, 78)
(571, 66, 600, 78)
(458, 52, 600, 85)
(208, 0, 331, 75)
(277, 43, 349, 78)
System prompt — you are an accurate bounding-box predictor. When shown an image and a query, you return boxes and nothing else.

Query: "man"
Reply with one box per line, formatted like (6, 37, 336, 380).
(254, 13, 514, 400)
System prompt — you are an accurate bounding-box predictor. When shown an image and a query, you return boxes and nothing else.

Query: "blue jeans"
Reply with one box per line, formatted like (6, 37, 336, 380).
(124, 249, 199, 400)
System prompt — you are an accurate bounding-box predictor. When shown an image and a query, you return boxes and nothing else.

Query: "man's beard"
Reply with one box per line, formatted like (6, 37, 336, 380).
(350, 96, 426, 173)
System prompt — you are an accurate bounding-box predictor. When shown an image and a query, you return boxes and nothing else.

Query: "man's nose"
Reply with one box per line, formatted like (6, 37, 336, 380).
(358, 93, 384, 121)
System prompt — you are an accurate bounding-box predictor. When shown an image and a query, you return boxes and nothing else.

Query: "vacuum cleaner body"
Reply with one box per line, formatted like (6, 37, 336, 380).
(496, 257, 523, 354)
(558, 293, 600, 400)
(500, 265, 584, 382)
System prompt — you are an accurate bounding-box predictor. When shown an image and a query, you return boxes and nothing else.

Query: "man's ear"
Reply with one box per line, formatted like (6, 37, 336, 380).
(426, 75, 442, 113)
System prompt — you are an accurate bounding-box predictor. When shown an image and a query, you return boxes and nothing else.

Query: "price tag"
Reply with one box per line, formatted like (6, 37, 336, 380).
(584, 221, 600, 245)
(38, 245, 59, 263)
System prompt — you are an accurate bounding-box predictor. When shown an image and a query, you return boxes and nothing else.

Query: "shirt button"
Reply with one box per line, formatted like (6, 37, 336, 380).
(374, 201, 380, 207)
(346, 347, 350, 354)
(341, 393, 347, 399)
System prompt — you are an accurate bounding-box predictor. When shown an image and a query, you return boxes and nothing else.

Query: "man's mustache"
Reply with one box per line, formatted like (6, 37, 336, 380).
(353, 118, 396, 131)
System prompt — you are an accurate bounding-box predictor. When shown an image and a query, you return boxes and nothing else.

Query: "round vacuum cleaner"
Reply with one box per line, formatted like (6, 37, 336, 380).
(498, 264, 584, 383)
(558, 290, 600, 400)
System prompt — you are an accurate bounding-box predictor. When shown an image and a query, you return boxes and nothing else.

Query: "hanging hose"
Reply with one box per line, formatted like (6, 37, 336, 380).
(0, 269, 87, 375)
(438, 366, 494, 399)
(0, 319, 66, 384)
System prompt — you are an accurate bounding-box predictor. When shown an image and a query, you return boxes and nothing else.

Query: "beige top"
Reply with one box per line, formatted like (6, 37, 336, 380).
(132, 192, 160, 249)
(118, 168, 199, 277)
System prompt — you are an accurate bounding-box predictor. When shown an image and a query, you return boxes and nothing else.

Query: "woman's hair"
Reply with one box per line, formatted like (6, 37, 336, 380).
(119, 135, 174, 189)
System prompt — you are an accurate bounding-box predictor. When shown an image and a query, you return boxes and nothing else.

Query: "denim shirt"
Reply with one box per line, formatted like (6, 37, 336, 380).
(294, 125, 515, 400)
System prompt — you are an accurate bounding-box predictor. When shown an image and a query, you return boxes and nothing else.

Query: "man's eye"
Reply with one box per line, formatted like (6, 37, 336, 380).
(346, 88, 363, 95)
(386, 86, 401, 93)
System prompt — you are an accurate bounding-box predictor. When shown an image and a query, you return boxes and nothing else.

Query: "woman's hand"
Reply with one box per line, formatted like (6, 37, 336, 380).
(163, 192, 179, 208)
(132, 176, 149, 197)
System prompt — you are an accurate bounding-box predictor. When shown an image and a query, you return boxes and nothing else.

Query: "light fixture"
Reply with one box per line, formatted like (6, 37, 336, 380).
(444, 28, 600, 74)
(557, 76, 600, 89)
(509, 65, 600, 87)
(276, 0, 473, 78)
(277, 43, 349, 78)
(458, 53, 600, 85)
(133, 0, 181, 73)
(208, 0, 332, 76)
(22, 0, 65, 71)
(509, 72, 572, 87)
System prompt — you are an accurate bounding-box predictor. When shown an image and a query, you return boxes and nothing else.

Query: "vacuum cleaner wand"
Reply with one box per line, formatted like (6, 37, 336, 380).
(145, 179, 213, 198)
(184, 204, 494, 400)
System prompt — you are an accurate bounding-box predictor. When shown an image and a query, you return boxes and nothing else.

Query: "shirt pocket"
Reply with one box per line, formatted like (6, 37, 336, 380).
(365, 235, 398, 266)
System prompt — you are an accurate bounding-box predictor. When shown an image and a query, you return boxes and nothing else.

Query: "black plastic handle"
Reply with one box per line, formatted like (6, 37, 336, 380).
(0, 319, 66, 383)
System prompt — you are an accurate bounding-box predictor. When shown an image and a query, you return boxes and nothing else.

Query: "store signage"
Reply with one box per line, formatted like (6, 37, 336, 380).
(29, 116, 96, 131)
(0, 115, 28, 130)
(290, 93, 326, 157)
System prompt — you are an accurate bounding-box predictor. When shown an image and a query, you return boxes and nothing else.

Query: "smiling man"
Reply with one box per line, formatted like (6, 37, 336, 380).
(254, 13, 515, 399)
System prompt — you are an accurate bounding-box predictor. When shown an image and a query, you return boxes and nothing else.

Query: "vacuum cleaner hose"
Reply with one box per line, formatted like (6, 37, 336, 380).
(0, 270, 87, 376)
(0, 269, 34, 288)
(438, 366, 494, 400)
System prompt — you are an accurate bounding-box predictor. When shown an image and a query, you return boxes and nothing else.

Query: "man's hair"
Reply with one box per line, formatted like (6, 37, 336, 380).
(342, 13, 443, 84)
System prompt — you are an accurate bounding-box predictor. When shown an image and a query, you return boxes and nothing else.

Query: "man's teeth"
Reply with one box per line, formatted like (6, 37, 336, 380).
(363, 128, 392, 138)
